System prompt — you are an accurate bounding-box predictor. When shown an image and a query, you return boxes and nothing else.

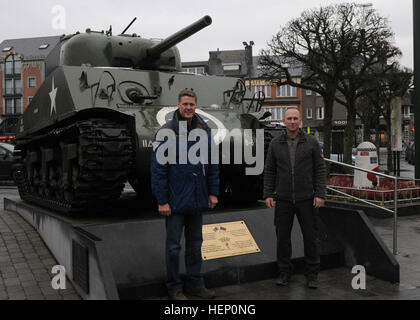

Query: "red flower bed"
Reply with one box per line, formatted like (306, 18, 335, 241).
(326, 176, 420, 201)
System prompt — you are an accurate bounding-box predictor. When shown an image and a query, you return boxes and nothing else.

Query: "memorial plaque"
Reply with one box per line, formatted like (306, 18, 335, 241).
(202, 221, 261, 261)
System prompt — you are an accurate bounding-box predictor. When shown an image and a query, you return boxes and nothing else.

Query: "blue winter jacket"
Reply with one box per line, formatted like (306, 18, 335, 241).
(151, 111, 220, 214)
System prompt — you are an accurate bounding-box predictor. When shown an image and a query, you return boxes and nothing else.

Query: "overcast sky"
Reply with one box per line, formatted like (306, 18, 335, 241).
(0, 0, 414, 68)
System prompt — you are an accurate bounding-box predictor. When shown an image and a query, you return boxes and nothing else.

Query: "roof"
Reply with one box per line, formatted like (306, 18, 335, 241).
(252, 56, 302, 78)
(0, 36, 61, 61)
(209, 49, 246, 64)
(182, 61, 208, 67)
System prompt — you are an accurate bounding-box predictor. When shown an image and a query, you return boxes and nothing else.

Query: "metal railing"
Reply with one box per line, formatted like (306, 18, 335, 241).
(325, 158, 399, 255)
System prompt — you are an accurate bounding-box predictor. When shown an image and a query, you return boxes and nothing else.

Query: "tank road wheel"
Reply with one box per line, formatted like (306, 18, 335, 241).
(13, 118, 135, 214)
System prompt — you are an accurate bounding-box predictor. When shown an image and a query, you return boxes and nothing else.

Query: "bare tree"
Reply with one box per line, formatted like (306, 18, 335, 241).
(260, 3, 402, 166)
(360, 65, 413, 172)
(260, 5, 343, 162)
(333, 4, 401, 164)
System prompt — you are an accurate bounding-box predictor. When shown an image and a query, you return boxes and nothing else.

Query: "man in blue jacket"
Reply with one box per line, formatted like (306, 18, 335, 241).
(151, 90, 220, 300)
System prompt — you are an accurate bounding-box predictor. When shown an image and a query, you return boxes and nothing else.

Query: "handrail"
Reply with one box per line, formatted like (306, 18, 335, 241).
(325, 158, 399, 255)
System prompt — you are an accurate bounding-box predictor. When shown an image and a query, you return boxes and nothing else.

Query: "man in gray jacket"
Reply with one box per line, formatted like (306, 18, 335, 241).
(264, 107, 326, 289)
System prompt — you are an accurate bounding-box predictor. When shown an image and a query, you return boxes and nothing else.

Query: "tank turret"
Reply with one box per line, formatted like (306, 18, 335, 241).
(60, 16, 212, 71)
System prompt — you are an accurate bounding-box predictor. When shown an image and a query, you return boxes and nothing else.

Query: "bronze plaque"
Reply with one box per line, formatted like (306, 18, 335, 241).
(202, 221, 261, 261)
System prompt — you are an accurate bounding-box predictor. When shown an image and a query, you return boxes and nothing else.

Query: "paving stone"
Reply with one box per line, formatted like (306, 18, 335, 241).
(42, 259, 56, 266)
(8, 292, 27, 300)
(45, 294, 63, 300)
(8, 248, 22, 254)
(14, 262, 29, 270)
(0, 256, 10, 263)
(29, 263, 45, 271)
(18, 273, 36, 282)
(10, 253, 24, 259)
(24, 286, 43, 296)
(60, 288, 77, 296)
(2, 272, 18, 279)
(21, 280, 38, 288)
(24, 253, 39, 260)
(41, 286, 58, 296)
(27, 295, 45, 300)
(0, 293, 9, 300)
(62, 294, 81, 300)
(0, 266, 15, 274)
(4, 278, 20, 287)
(6, 285, 24, 294)
(38, 281, 53, 288)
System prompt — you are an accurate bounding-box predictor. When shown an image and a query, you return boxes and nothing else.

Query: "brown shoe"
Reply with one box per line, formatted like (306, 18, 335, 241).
(169, 291, 188, 300)
(186, 287, 216, 300)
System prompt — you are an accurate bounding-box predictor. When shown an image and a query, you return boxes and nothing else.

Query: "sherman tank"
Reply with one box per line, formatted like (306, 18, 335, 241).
(13, 16, 278, 214)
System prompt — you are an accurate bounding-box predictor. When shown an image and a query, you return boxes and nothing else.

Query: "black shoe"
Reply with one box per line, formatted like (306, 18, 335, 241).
(276, 273, 291, 286)
(306, 277, 319, 289)
(169, 291, 188, 300)
(186, 287, 216, 300)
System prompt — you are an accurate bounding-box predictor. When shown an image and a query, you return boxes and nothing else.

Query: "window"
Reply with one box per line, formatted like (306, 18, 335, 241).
(252, 85, 271, 98)
(223, 63, 241, 71)
(14, 98, 22, 114)
(5, 99, 14, 115)
(404, 106, 412, 118)
(5, 60, 13, 75)
(5, 79, 13, 95)
(316, 107, 325, 120)
(4, 55, 21, 75)
(276, 85, 296, 98)
(306, 108, 313, 119)
(306, 90, 312, 96)
(14, 79, 22, 94)
(182, 67, 205, 75)
(28, 77, 37, 88)
(14, 60, 21, 74)
(264, 107, 287, 121)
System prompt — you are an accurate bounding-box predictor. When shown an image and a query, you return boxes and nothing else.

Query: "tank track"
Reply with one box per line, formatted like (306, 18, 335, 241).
(13, 118, 135, 214)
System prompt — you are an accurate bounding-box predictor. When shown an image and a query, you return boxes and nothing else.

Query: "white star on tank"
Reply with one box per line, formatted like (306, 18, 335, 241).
(49, 78, 58, 115)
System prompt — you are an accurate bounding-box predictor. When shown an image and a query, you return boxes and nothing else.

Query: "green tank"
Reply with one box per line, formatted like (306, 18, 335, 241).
(13, 16, 277, 214)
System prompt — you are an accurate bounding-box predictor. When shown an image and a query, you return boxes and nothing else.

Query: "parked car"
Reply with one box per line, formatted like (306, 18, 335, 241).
(0, 142, 14, 180)
(406, 141, 415, 165)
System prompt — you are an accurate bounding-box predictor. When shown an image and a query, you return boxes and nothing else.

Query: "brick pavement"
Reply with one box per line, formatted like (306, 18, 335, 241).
(0, 188, 81, 300)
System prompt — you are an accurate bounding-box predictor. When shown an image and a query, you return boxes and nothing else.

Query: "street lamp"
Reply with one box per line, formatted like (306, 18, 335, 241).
(414, 0, 420, 180)
(243, 41, 255, 92)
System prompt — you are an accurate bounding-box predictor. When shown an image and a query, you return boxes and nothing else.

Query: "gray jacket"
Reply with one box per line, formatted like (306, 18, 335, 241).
(263, 130, 326, 202)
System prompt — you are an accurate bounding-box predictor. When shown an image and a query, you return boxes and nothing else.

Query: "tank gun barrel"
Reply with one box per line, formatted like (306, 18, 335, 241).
(147, 15, 212, 59)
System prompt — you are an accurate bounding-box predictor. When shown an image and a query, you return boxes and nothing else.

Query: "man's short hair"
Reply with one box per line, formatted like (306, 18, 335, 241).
(285, 107, 300, 114)
(178, 90, 197, 103)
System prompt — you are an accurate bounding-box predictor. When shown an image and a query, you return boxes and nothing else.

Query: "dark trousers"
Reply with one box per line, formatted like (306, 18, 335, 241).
(275, 199, 320, 278)
(165, 213, 205, 293)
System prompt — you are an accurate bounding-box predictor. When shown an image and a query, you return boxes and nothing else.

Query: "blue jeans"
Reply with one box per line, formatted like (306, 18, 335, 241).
(165, 213, 205, 293)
